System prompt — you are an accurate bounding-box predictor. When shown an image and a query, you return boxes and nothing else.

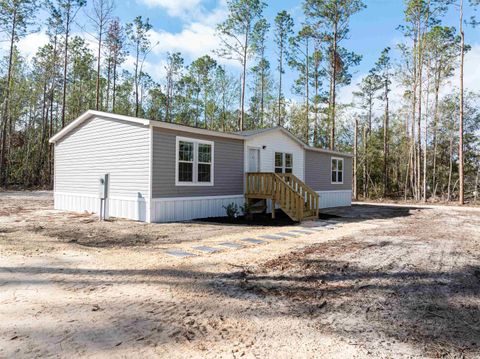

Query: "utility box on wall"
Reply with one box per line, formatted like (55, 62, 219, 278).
(99, 173, 109, 199)
(98, 173, 109, 220)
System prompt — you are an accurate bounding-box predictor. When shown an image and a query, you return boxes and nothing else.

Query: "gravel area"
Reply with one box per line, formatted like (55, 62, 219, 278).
(0, 192, 479, 358)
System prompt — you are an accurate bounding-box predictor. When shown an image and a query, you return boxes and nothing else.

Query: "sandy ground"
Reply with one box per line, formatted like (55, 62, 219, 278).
(0, 192, 479, 358)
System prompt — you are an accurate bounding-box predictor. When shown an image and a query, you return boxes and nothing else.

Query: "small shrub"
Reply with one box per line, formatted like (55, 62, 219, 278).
(223, 202, 239, 219)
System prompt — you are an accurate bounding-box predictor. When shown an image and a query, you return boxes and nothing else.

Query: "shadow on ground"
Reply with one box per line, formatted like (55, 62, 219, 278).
(2, 245, 479, 357)
(193, 204, 425, 228)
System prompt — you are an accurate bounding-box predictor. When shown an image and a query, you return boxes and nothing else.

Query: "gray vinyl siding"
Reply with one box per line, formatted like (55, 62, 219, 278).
(152, 127, 244, 198)
(54, 116, 150, 198)
(304, 149, 352, 191)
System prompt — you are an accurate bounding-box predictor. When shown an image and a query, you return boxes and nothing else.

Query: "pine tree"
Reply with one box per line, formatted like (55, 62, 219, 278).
(126, 16, 153, 117)
(274, 10, 294, 126)
(0, 0, 38, 186)
(85, 0, 115, 111)
(303, 0, 365, 150)
(216, 0, 266, 131)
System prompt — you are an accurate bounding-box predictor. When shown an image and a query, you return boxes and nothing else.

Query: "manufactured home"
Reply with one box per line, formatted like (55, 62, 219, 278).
(49, 110, 352, 223)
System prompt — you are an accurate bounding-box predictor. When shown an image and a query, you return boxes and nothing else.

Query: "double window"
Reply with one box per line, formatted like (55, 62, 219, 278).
(274, 152, 293, 174)
(331, 157, 344, 184)
(176, 137, 214, 186)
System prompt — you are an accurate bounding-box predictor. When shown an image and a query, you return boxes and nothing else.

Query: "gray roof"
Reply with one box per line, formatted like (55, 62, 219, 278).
(233, 127, 282, 136)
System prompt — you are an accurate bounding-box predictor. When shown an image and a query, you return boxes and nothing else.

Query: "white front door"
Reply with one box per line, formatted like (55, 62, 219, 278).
(248, 148, 260, 172)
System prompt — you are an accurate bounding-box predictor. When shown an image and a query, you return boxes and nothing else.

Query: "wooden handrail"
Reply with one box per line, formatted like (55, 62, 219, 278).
(278, 173, 320, 218)
(245, 172, 319, 221)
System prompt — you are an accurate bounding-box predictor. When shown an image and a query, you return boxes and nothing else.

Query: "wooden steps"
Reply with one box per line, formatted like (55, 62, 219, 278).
(245, 172, 320, 222)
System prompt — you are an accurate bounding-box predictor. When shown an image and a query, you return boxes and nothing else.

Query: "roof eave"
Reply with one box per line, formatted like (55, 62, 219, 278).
(150, 121, 244, 140)
(48, 110, 245, 143)
(48, 110, 150, 144)
(305, 146, 353, 158)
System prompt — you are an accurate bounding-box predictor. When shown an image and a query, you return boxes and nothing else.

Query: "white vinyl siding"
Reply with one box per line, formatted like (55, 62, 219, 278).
(244, 130, 305, 181)
(54, 116, 150, 199)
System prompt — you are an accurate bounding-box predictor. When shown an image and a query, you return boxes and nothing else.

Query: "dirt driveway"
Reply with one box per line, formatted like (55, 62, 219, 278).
(0, 192, 479, 358)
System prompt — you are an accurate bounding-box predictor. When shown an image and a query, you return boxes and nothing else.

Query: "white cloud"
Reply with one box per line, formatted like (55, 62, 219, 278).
(459, 43, 480, 94)
(10, 30, 98, 62)
(339, 42, 480, 120)
(150, 23, 218, 59)
(122, 53, 168, 82)
(148, 21, 239, 68)
(138, 0, 203, 18)
(17, 32, 49, 60)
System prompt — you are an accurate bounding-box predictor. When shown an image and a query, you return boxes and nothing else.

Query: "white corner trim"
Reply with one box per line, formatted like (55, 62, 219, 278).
(175, 136, 215, 187)
(147, 126, 153, 222)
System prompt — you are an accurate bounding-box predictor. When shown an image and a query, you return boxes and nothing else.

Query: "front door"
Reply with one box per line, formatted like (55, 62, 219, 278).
(248, 148, 260, 172)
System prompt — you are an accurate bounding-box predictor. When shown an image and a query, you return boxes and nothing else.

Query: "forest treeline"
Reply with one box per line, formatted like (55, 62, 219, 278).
(0, 0, 479, 203)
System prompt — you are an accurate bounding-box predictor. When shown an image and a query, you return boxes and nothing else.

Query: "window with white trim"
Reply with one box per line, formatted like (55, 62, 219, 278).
(274, 152, 293, 174)
(176, 137, 214, 186)
(331, 157, 344, 184)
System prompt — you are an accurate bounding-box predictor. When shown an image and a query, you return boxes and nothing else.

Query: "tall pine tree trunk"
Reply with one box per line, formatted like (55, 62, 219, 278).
(61, 7, 71, 128)
(278, 37, 283, 126)
(448, 137, 453, 201)
(458, 0, 465, 205)
(363, 125, 368, 198)
(240, 30, 248, 131)
(383, 80, 389, 197)
(0, 8, 17, 186)
(305, 37, 309, 144)
(96, 26, 103, 111)
(112, 60, 117, 112)
(134, 42, 140, 117)
(329, 20, 338, 150)
(354, 118, 358, 200)
(432, 63, 441, 199)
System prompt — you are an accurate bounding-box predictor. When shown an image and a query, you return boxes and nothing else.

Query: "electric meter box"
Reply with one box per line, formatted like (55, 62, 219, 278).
(99, 174, 109, 199)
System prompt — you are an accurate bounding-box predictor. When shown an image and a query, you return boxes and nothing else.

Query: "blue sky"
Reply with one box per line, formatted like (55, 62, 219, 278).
(11, 0, 480, 106)
(109, 0, 480, 104)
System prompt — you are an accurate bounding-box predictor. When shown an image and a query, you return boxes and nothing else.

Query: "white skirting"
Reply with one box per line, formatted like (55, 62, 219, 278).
(317, 190, 352, 209)
(54, 192, 148, 221)
(54, 191, 351, 222)
(150, 195, 244, 223)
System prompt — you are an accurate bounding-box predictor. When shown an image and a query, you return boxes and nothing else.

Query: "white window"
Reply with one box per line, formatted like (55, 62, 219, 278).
(275, 152, 293, 174)
(176, 136, 214, 186)
(331, 157, 344, 184)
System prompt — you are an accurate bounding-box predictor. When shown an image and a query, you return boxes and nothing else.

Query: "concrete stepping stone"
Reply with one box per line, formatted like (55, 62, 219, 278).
(312, 221, 330, 226)
(218, 242, 243, 249)
(259, 234, 284, 240)
(290, 229, 315, 234)
(275, 232, 300, 238)
(308, 227, 326, 232)
(165, 249, 196, 258)
(242, 238, 265, 244)
(193, 246, 221, 254)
